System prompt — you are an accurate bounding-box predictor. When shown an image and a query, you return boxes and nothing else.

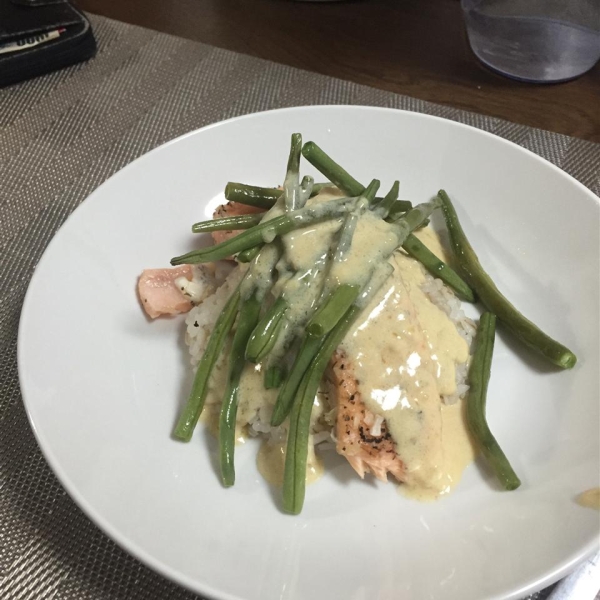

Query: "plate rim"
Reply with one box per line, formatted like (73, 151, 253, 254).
(17, 105, 600, 600)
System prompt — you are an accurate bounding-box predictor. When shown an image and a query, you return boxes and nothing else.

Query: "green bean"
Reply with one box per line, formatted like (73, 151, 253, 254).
(284, 133, 303, 211)
(373, 181, 400, 218)
(237, 244, 263, 263)
(172, 216, 289, 265)
(281, 375, 311, 514)
(224, 181, 332, 212)
(171, 196, 356, 265)
(270, 334, 323, 426)
(363, 179, 381, 209)
(402, 234, 476, 302)
(332, 179, 378, 264)
(245, 297, 288, 363)
(298, 175, 314, 208)
(386, 199, 413, 221)
(335, 211, 359, 261)
(287, 133, 302, 173)
(311, 182, 330, 196)
(255, 260, 327, 373)
(219, 293, 262, 487)
(306, 284, 360, 337)
(302, 142, 365, 196)
(467, 312, 521, 490)
(265, 365, 286, 389)
(242, 242, 282, 302)
(246, 245, 287, 387)
(356, 262, 395, 307)
(224, 182, 281, 209)
(262, 324, 295, 390)
(282, 303, 361, 514)
(438, 190, 576, 369)
(192, 214, 263, 233)
(391, 198, 440, 244)
(173, 285, 241, 442)
(318, 179, 377, 300)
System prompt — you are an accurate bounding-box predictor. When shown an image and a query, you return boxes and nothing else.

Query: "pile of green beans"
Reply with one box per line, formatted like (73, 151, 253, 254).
(302, 141, 476, 302)
(170, 133, 577, 513)
(171, 196, 357, 265)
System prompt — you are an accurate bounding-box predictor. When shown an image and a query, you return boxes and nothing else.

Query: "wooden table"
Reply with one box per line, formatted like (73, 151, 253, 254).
(77, 0, 600, 142)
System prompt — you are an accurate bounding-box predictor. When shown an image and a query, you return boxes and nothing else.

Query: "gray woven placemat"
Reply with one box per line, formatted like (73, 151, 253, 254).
(1, 14, 598, 600)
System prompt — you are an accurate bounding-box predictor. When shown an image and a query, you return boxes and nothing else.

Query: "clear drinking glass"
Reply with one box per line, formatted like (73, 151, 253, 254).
(461, 0, 600, 82)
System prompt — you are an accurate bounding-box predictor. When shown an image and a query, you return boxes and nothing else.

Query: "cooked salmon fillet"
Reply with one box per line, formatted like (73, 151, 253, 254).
(331, 350, 407, 483)
(211, 201, 265, 246)
(138, 265, 194, 319)
(138, 202, 263, 319)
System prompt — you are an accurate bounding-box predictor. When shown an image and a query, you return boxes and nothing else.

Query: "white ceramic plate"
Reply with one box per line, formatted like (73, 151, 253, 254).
(18, 106, 599, 600)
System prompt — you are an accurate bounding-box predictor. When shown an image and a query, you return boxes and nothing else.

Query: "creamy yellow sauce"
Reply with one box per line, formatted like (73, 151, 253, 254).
(413, 225, 451, 263)
(576, 488, 600, 510)
(239, 361, 327, 484)
(257, 440, 324, 487)
(280, 191, 343, 272)
(200, 407, 247, 445)
(340, 249, 472, 497)
(400, 400, 477, 501)
(328, 211, 399, 287)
